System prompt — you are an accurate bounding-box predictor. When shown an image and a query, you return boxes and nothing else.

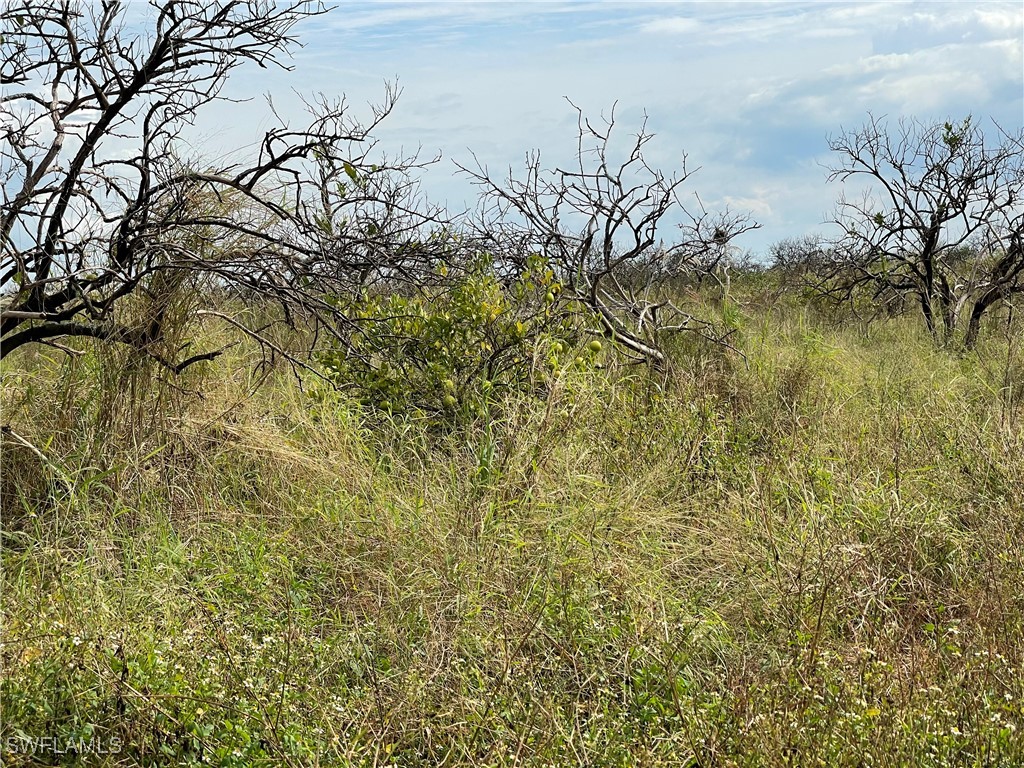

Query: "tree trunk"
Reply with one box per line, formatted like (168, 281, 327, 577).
(937, 274, 956, 343)
(964, 291, 1000, 350)
(919, 291, 937, 338)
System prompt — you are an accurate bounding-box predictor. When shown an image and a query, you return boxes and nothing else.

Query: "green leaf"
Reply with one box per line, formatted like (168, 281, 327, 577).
(343, 161, 358, 182)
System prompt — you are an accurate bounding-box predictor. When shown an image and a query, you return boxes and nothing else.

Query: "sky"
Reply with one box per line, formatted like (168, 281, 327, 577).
(187, 1, 1023, 256)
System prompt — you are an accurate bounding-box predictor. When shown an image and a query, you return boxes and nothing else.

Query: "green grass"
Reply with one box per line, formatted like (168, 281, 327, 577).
(2, 306, 1023, 766)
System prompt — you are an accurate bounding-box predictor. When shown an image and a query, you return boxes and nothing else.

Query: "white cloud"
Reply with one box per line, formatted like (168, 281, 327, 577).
(976, 7, 1023, 35)
(724, 194, 773, 219)
(792, 38, 1022, 118)
(638, 16, 701, 35)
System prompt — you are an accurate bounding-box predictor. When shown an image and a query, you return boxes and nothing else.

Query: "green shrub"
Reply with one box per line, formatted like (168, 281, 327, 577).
(318, 255, 581, 421)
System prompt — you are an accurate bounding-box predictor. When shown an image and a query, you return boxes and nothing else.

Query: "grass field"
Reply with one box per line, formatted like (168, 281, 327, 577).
(2, 300, 1023, 766)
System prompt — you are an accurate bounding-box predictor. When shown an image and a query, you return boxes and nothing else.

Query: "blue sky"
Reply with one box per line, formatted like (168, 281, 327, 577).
(193, 1, 1023, 256)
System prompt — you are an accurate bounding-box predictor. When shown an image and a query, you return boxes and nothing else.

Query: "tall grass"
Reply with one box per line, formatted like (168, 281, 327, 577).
(2, 304, 1023, 766)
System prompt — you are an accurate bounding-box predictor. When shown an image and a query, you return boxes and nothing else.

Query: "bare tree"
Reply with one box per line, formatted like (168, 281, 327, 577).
(822, 115, 1024, 348)
(769, 235, 830, 278)
(0, 0, 449, 370)
(458, 102, 758, 367)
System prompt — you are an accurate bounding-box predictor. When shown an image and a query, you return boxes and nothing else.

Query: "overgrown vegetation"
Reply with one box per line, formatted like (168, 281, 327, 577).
(3, 285, 1024, 766)
(3, 2, 1024, 766)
